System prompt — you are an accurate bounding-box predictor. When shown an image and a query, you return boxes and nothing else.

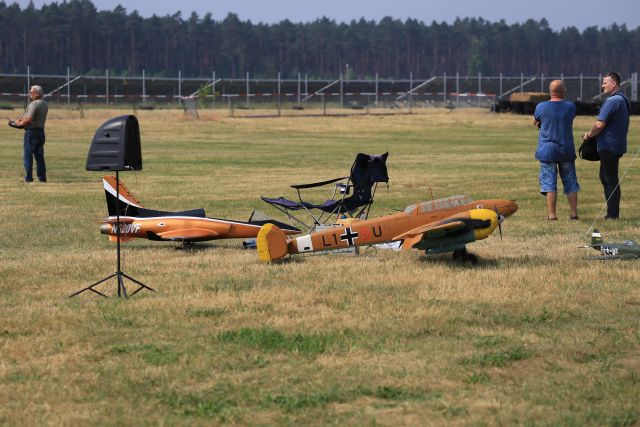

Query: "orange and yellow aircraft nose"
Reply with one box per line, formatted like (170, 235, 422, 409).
(470, 208, 499, 241)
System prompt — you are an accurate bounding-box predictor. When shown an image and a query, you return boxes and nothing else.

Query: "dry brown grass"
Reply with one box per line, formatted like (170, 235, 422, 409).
(0, 107, 639, 425)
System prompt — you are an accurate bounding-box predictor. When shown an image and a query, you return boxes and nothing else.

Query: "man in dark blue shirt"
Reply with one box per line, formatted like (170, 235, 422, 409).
(534, 80, 580, 220)
(582, 72, 630, 219)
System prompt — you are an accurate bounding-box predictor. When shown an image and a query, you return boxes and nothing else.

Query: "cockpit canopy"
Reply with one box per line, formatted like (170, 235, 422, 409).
(404, 195, 473, 215)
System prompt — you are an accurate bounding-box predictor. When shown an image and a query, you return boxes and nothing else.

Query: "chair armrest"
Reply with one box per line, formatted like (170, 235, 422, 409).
(290, 176, 349, 190)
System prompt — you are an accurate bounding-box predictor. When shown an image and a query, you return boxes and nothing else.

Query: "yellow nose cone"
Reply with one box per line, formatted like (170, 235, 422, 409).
(470, 209, 498, 241)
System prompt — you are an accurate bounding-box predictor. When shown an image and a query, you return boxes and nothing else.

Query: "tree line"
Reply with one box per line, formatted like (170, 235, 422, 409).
(1, 0, 639, 79)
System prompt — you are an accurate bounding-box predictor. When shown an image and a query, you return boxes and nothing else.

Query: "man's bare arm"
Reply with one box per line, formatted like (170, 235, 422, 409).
(583, 120, 605, 140)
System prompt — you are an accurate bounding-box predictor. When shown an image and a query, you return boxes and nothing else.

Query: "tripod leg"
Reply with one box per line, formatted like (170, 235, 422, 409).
(122, 272, 156, 295)
(117, 273, 129, 298)
(69, 272, 116, 298)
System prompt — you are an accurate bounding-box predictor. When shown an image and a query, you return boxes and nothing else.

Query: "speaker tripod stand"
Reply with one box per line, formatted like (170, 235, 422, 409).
(70, 171, 154, 298)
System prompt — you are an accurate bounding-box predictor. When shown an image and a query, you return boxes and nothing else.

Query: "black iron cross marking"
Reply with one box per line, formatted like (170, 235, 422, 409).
(339, 227, 359, 246)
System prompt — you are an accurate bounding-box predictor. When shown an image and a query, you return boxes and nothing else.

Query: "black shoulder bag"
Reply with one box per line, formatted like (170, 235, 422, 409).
(579, 94, 630, 161)
(578, 137, 599, 161)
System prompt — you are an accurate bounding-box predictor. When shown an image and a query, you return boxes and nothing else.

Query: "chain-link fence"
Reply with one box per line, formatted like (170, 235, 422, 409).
(2, 70, 638, 114)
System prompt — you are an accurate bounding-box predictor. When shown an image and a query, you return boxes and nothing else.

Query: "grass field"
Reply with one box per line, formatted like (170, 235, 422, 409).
(0, 107, 639, 425)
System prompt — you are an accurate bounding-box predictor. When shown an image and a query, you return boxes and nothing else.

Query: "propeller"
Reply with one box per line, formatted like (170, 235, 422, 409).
(494, 205, 503, 241)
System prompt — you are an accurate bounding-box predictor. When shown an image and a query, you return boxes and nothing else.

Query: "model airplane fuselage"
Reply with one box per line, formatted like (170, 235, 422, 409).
(100, 176, 300, 244)
(582, 229, 640, 260)
(257, 195, 518, 263)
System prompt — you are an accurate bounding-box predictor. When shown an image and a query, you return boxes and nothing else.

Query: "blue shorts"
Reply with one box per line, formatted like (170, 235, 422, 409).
(539, 161, 580, 195)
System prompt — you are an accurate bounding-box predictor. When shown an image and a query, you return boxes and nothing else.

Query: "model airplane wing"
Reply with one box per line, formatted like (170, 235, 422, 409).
(589, 254, 639, 260)
(393, 220, 467, 241)
(394, 221, 468, 250)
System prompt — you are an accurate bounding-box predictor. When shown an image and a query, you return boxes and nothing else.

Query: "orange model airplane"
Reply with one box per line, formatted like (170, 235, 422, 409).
(100, 176, 300, 246)
(257, 195, 518, 263)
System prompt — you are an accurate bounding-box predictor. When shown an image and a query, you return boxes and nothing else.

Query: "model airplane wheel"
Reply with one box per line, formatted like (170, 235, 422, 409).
(452, 249, 478, 264)
(363, 246, 377, 257)
(176, 241, 195, 250)
(465, 253, 479, 264)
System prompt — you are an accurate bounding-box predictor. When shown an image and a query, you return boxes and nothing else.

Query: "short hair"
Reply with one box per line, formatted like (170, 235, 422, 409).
(605, 72, 621, 85)
(30, 85, 43, 96)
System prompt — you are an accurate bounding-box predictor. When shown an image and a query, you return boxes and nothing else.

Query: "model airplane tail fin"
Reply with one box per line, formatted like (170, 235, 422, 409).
(257, 223, 290, 262)
(103, 175, 143, 217)
(591, 229, 603, 247)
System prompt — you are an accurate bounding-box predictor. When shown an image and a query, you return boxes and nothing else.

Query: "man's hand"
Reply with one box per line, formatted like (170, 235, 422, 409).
(15, 116, 32, 127)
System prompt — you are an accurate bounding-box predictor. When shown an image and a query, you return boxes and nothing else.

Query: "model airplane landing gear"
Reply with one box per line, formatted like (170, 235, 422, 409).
(177, 241, 195, 250)
(452, 248, 478, 264)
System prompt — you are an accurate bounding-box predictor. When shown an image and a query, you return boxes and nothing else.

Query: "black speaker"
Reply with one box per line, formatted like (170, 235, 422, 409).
(86, 115, 142, 171)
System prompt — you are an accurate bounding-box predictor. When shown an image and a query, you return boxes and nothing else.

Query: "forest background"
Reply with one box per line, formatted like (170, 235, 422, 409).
(1, 0, 639, 79)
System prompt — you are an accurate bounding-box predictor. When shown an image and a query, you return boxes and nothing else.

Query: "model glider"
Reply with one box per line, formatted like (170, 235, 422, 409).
(100, 176, 300, 246)
(256, 195, 518, 263)
(580, 229, 640, 260)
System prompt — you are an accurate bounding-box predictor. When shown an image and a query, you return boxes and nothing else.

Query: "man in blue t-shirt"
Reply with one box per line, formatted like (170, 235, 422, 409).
(582, 72, 630, 219)
(534, 79, 580, 221)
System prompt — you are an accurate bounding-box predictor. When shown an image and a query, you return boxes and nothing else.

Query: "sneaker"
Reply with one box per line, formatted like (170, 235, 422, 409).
(570, 216, 579, 220)
(24, 178, 33, 183)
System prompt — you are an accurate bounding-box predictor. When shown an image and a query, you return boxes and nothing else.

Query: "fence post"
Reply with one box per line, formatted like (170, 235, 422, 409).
(178, 70, 182, 106)
(409, 71, 413, 114)
(67, 67, 70, 106)
(443, 71, 447, 105)
(541, 73, 544, 92)
(520, 73, 524, 93)
(375, 72, 379, 107)
(478, 73, 482, 107)
(212, 71, 216, 108)
(580, 73, 583, 100)
(340, 72, 344, 108)
(106, 69, 109, 106)
(246, 71, 250, 108)
(142, 69, 146, 106)
(277, 71, 281, 116)
(499, 72, 503, 98)
(456, 72, 460, 107)
(632, 72, 638, 102)
(297, 72, 301, 106)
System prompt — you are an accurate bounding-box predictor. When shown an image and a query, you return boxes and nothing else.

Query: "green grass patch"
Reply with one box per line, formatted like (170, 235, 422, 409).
(217, 327, 336, 356)
(110, 343, 181, 366)
(159, 385, 238, 419)
(189, 307, 228, 318)
(462, 345, 532, 368)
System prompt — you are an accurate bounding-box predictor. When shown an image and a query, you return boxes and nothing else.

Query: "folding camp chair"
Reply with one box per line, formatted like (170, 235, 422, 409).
(261, 152, 389, 230)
